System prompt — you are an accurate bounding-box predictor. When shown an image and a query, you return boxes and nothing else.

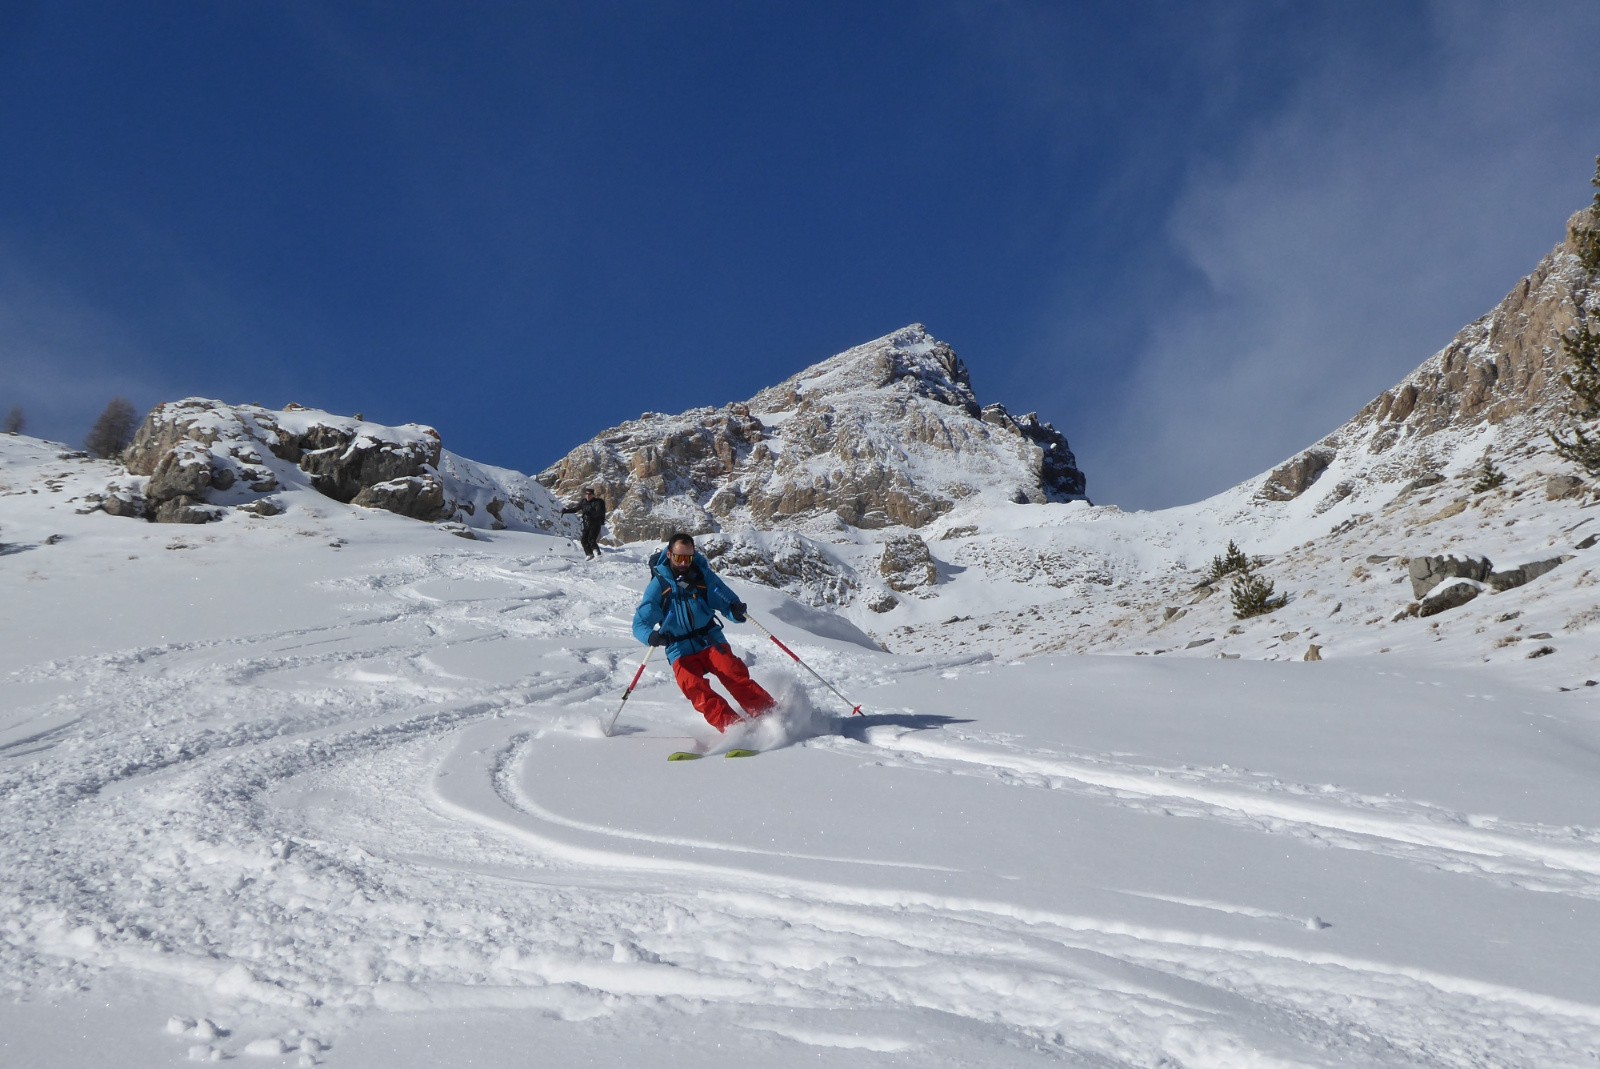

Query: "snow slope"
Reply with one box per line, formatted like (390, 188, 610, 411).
(5, 432, 1600, 1068)
(872, 437, 1600, 688)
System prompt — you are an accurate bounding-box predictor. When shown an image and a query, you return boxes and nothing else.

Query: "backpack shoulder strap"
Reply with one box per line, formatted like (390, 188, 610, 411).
(657, 564, 709, 610)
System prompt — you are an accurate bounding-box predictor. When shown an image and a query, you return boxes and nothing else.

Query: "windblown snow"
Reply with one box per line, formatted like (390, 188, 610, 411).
(3, 432, 1600, 1068)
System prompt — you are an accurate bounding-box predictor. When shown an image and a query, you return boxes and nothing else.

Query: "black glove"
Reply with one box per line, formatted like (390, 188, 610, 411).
(728, 601, 747, 623)
(648, 630, 673, 647)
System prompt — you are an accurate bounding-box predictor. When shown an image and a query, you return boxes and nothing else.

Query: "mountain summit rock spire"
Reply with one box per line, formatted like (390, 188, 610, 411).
(539, 325, 1087, 543)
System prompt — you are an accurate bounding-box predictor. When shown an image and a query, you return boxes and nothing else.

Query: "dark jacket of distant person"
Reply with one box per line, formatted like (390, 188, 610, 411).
(561, 488, 607, 557)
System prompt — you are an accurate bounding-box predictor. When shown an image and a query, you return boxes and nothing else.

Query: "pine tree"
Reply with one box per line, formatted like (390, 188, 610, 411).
(1471, 452, 1507, 494)
(1205, 539, 1252, 584)
(1548, 322, 1600, 476)
(84, 397, 141, 459)
(1230, 561, 1288, 620)
(3, 406, 22, 435)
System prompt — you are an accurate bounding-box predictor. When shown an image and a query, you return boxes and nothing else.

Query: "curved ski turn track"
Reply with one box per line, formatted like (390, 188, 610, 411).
(4, 514, 1600, 1067)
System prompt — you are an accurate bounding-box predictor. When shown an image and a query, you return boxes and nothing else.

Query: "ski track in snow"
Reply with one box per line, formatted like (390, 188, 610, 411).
(850, 728, 1600, 899)
(5, 535, 1600, 1067)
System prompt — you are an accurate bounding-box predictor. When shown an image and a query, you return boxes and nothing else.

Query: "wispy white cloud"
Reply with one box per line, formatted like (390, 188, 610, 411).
(0, 246, 169, 448)
(1075, 1, 1600, 510)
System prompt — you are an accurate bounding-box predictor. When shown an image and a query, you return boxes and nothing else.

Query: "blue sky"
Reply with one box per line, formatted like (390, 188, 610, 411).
(3, 2, 1598, 510)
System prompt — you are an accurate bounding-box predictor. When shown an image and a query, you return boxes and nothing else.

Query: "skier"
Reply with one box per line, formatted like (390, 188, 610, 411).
(561, 487, 607, 559)
(632, 533, 775, 732)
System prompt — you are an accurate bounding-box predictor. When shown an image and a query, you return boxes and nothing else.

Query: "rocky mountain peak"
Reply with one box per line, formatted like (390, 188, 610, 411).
(539, 325, 1087, 543)
(748, 324, 979, 418)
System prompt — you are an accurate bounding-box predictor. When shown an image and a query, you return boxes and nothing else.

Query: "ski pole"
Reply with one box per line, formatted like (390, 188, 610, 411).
(604, 644, 656, 737)
(745, 614, 864, 716)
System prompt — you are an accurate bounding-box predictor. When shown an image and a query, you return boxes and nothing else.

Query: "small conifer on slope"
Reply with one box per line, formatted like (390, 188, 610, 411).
(1230, 560, 1288, 620)
(1205, 540, 1252, 585)
(1471, 453, 1507, 494)
(1548, 322, 1600, 477)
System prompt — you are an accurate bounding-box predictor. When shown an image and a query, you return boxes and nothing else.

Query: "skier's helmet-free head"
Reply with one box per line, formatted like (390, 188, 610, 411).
(666, 533, 695, 574)
(583, 488, 594, 497)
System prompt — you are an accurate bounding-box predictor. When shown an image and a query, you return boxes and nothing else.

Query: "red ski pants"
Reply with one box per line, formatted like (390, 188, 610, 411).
(672, 643, 775, 732)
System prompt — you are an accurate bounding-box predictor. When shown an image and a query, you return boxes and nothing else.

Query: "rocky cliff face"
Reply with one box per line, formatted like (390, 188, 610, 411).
(1258, 207, 1600, 505)
(538, 325, 1087, 543)
(1360, 210, 1596, 437)
(102, 399, 563, 531)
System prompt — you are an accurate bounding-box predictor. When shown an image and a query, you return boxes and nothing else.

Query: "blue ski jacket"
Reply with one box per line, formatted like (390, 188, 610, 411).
(632, 551, 744, 665)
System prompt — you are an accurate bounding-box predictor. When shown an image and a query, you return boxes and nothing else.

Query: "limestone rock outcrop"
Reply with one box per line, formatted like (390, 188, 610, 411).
(696, 529, 860, 608)
(351, 475, 449, 522)
(106, 399, 560, 529)
(1259, 449, 1335, 502)
(539, 325, 1087, 543)
(271, 419, 442, 507)
(879, 533, 938, 593)
(1407, 551, 1571, 602)
(1351, 209, 1598, 451)
(115, 400, 447, 523)
(1409, 555, 1493, 599)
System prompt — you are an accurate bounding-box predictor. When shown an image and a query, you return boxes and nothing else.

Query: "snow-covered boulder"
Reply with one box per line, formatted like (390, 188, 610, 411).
(1418, 578, 1483, 618)
(1409, 554, 1493, 599)
(879, 532, 937, 592)
(1487, 555, 1571, 593)
(350, 474, 449, 522)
